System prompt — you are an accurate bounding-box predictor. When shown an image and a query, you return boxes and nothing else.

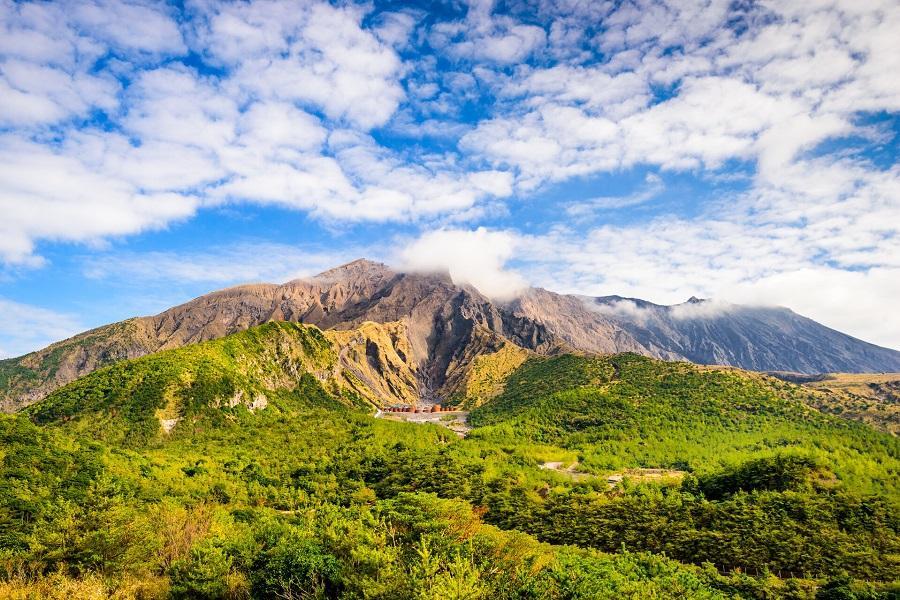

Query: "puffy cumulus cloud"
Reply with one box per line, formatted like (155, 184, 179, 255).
(0, 0, 200, 264)
(0, 58, 119, 127)
(462, 0, 898, 190)
(372, 10, 420, 49)
(0, 1, 118, 127)
(233, 101, 328, 153)
(430, 0, 546, 65)
(121, 66, 239, 151)
(0, 0, 513, 265)
(463, 72, 852, 183)
(70, 0, 186, 56)
(399, 228, 528, 300)
(197, 1, 404, 130)
(211, 129, 512, 223)
(0, 134, 201, 264)
(0, 297, 84, 359)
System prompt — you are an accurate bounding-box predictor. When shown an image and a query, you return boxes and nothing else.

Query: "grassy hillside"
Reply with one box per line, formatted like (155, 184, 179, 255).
(2, 333, 899, 597)
(25, 322, 369, 446)
(0, 319, 159, 413)
(449, 340, 530, 409)
(469, 354, 899, 488)
(794, 372, 900, 435)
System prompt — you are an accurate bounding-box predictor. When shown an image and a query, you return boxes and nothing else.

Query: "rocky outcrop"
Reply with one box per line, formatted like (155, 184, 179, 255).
(326, 321, 421, 406)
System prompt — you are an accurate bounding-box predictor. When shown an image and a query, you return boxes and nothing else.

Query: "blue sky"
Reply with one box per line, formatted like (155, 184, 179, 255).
(1, 0, 898, 357)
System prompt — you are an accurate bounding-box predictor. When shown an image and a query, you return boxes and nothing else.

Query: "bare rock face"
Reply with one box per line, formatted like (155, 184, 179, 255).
(3, 258, 900, 412)
(504, 288, 654, 357)
(326, 321, 421, 406)
(1, 260, 558, 411)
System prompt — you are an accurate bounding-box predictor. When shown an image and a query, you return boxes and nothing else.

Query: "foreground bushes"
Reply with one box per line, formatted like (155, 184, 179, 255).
(3, 348, 899, 598)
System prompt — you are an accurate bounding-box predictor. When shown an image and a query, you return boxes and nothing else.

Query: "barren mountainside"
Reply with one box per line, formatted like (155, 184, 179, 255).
(586, 295, 900, 374)
(3, 258, 900, 412)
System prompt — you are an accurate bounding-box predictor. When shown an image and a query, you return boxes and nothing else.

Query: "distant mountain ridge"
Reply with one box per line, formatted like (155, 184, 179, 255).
(2, 258, 899, 412)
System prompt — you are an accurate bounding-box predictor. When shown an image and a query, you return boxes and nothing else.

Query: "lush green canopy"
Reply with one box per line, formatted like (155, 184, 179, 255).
(1, 325, 897, 598)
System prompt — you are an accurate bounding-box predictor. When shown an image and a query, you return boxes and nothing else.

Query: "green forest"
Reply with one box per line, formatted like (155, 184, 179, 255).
(1, 323, 898, 599)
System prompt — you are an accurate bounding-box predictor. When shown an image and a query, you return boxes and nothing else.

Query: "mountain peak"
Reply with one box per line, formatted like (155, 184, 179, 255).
(310, 258, 395, 282)
(3, 258, 900, 413)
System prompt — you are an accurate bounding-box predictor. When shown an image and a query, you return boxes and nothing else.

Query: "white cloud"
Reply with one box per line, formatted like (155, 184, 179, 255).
(399, 228, 527, 300)
(200, 1, 405, 130)
(430, 0, 546, 65)
(122, 66, 238, 151)
(372, 11, 420, 49)
(0, 134, 200, 263)
(588, 297, 741, 324)
(0, 0, 898, 353)
(0, 58, 119, 126)
(726, 267, 900, 349)
(462, 1, 899, 193)
(0, 297, 84, 359)
(236, 101, 327, 151)
(587, 299, 657, 327)
(82, 243, 361, 286)
(71, 0, 186, 55)
(567, 173, 663, 216)
(0, 0, 514, 265)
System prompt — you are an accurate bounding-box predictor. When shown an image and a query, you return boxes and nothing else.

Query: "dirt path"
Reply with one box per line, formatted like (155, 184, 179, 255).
(603, 468, 686, 486)
(538, 461, 590, 480)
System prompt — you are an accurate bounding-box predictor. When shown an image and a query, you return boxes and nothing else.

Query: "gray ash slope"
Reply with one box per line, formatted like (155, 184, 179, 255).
(583, 295, 900, 374)
(2, 259, 899, 412)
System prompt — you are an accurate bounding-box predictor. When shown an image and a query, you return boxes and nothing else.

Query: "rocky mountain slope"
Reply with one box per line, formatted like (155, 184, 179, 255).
(3, 258, 900, 412)
(25, 321, 429, 444)
(582, 295, 900, 373)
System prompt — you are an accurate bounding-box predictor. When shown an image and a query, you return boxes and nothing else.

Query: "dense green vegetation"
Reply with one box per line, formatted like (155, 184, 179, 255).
(26, 322, 362, 446)
(0, 320, 142, 413)
(462, 355, 899, 580)
(1, 325, 898, 598)
(469, 354, 899, 490)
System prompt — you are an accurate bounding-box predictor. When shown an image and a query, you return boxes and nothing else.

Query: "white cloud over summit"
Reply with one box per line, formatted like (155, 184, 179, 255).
(399, 228, 527, 301)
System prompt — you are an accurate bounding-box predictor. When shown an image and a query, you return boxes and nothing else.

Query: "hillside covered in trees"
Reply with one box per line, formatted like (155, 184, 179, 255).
(1, 323, 898, 598)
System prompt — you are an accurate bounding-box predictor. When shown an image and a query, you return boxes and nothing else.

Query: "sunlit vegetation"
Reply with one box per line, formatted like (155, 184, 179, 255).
(1, 325, 898, 598)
